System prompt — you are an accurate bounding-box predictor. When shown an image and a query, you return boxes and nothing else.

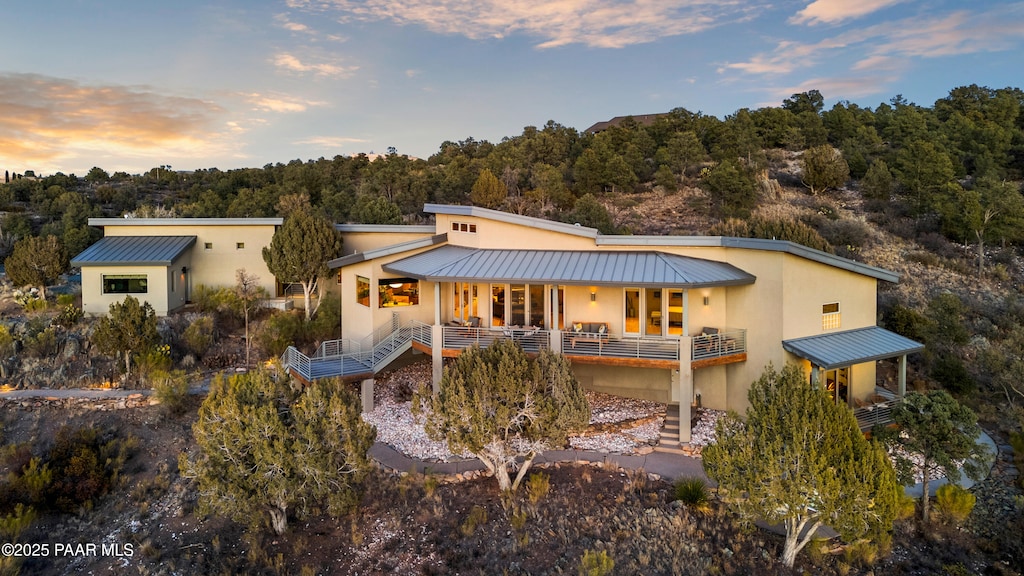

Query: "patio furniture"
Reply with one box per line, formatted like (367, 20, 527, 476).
(569, 321, 609, 349)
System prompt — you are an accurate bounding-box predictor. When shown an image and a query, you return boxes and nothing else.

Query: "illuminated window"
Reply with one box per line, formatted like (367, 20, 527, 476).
(103, 274, 148, 294)
(356, 276, 370, 307)
(379, 278, 419, 308)
(822, 302, 841, 330)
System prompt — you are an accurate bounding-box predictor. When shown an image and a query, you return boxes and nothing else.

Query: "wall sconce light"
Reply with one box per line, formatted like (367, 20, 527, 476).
(181, 266, 187, 275)
(590, 289, 597, 302)
(703, 296, 709, 307)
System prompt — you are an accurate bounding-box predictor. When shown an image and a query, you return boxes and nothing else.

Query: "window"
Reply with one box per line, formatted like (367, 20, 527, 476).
(356, 276, 370, 307)
(379, 278, 419, 308)
(822, 302, 841, 330)
(204, 242, 213, 250)
(103, 274, 148, 294)
(236, 242, 245, 250)
(451, 221, 477, 233)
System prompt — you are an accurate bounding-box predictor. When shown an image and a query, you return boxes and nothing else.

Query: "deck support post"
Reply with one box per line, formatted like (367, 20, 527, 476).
(360, 379, 374, 413)
(431, 324, 443, 394)
(549, 329, 562, 354)
(897, 354, 907, 398)
(678, 336, 693, 443)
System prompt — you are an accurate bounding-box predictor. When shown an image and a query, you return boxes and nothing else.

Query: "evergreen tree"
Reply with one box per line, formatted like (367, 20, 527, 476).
(91, 296, 160, 376)
(801, 145, 849, 195)
(415, 340, 589, 493)
(3, 235, 68, 302)
(704, 363, 900, 568)
(469, 168, 508, 209)
(180, 372, 375, 535)
(876, 390, 989, 522)
(861, 159, 894, 202)
(262, 206, 343, 319)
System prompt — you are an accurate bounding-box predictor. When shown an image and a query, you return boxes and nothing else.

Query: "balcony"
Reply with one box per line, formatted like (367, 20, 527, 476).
(561, 331, 679, 367)
(441, 326, 550, 354)
(691, 328, 747, 367)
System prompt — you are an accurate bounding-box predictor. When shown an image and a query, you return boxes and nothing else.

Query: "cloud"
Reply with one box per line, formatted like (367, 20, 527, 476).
(293, 136, 368, 148)
(244, 92, 328, 113)
(764, 75, 898, 105)
(272, 52, 359, 77)
(790, 0, 907, 25)
(0, 73, 230, 172)
(288, 0, 759, 49)
(723, 6, 1024, 77)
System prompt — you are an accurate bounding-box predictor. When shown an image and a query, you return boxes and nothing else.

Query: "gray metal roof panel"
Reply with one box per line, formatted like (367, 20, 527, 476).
(71, 236, 196, 266)
(782, 326, 925, 370)
(328, 233, 449, 269)
(335, 224, 436, 234)
(382, 246, 756, 287)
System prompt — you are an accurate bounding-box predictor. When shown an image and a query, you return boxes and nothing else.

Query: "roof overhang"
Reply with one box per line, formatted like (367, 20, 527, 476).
(88, 217, 282, 226)
(782, 326, 924, 370)
(328, 233, 448, 269)
(71, 236, 196, 267)
(381, 245, 756, 288)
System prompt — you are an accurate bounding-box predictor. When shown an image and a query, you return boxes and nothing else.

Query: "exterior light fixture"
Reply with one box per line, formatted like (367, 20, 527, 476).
(703, 296, 709, 306)
(590, 289, 597, 302)
(389, 282, 404, 289)
(181, 266, 187, 274)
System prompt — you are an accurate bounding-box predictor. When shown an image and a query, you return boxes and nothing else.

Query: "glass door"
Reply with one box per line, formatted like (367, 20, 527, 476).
(510, 284, 526, 326)
(491, 285, 506, 326)
(645, 288, 663, 336)
(529, 285, 545, 327)
(667, 290, 684, 336)
(624, 289, 641, 336)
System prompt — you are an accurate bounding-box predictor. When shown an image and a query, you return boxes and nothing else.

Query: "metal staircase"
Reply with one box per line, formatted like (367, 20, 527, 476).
(280, 314, 432, 382)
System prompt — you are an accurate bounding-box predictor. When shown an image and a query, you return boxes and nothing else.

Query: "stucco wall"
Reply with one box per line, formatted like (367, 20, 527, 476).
(80, 255, 190, 317)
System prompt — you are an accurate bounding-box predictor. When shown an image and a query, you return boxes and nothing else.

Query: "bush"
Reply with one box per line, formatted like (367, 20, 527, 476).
(52, 303, 83, 328)
(820, 219, 870, 249)
(709, 215, 832, 252)
(579, 549, 615, 576)
(931, 353, 975, 394)
(21, 326, 57, 358)
(135, 344, 172, 384)
(308, 296, 341, 344)
(183, 315, 216, 358)
(673, 476, 710, 512)
(153, 371, 191, 415)
(256, 311, 305, 357)
(934, 484, 975, 525)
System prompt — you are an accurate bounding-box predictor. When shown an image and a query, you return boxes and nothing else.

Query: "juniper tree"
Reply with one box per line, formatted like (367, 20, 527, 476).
(703, 363, 900, 568)
(876, 390, 989, 522)
(180, 371, 376, 535)
(91, 296, 160, 376)
(262, 205, 342, 320)
(3, 235, 68, 302)
(801, 144, 849, 195)
(416, 339, 589, 493)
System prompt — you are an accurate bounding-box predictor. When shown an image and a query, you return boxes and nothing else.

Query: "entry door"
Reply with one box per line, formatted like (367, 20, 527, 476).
(547, 286, 564, 330)
(624, 289, 641, 335)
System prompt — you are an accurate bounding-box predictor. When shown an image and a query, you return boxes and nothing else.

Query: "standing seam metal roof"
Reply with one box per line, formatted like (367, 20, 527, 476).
(782, 326, 925, 370)
(382, 245, 756, 287)
(70, 236, 196, 266)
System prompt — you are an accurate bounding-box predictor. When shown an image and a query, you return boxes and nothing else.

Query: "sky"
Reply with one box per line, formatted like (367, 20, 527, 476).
(2, 0, 1023, 176)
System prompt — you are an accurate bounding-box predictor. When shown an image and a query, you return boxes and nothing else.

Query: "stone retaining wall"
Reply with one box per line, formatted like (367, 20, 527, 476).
(0, 393, 157, 412)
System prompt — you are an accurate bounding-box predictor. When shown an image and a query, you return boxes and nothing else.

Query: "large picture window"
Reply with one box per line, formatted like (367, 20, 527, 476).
(356, 276, 370, 307)
(103, 274, 148, 294)
(379, 278, 419, 308)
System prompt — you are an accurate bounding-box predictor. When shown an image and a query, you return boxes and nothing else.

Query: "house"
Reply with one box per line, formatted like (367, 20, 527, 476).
(71, 218, 282, 316)
(73, 206, 923, 442)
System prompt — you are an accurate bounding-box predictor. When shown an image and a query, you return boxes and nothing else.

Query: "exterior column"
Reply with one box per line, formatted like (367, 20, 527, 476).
(682, 288, 689, 336)
(898, 354, 907, 398)
(431, 324, 444, 394)
(433, 282, 441, 325)
(360, 379, 374, 413)
(810, 364, 821, 388)
(678, 336, 693, 443)
(549, 329, 562, 354)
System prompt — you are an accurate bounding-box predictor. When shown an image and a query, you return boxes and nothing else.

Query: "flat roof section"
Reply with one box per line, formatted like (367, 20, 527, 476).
(71, 236, 196, 266)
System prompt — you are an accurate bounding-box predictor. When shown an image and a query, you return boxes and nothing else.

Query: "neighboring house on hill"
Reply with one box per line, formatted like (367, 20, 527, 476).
(74, 206, 923, 442)
(72, 218, 282, 316)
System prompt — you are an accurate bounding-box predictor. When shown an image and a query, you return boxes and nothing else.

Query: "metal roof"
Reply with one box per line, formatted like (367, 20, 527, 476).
(71, 236, 196, 266)
(381, 245, 756, 287)
(782, 326, 924, 370)
(328, 233, 448, 269)
(335, 224, 436, 234)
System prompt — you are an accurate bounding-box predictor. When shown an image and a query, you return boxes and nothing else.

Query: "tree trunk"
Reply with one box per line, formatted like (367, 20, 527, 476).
(976, 231, 985, 278)
(124, 350, 132, 376)
(38, 284, 47, 303)
(781, 516, 819, 568)
(510, 455, 536, 492)
(302, 282, 313, 321)
(269, 504, 288, 535)
(493, 464, 512, 492)
(921, 474, 930, 522)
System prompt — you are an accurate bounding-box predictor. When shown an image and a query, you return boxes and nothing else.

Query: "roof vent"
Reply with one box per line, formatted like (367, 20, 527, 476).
(574, 223, 581, 227)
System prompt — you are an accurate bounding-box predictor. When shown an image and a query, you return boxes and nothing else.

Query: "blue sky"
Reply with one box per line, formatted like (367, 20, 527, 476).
(2, 0, 1022, 175)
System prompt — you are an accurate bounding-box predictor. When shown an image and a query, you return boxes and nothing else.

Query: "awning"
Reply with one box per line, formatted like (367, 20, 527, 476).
(71, 236, 196, 267)
(782, 326, 924, 370)
(381, 245, 756, 288)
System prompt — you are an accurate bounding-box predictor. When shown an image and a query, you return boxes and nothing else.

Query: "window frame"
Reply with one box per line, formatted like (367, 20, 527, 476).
(102, 274, 149, 294)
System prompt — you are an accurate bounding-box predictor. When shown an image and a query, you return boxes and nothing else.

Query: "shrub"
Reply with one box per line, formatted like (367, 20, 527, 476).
(183, 315, 215, 358)
(526, 472, 550, 505)
(820, 219, 870, 249)
(710, 214, 832, 253)
(673, 476, 711, 512)
(308, 296, 341, 344)
(931, 353, 974, 394)
(256, 311, 306, 357)
(934, 484, 975, 525)
(52, 303, 83, 328)
(460, 505, 488, 537)
(153, 371, 191, 415)
(843, 540, 879, 568)
(579, 549, 615, 576)
(21, 326, 58, 358)
(135, 344, 172, 384)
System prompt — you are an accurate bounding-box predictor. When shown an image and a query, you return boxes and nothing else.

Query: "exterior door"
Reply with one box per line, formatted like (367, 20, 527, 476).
(624, 289, 641, 335)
